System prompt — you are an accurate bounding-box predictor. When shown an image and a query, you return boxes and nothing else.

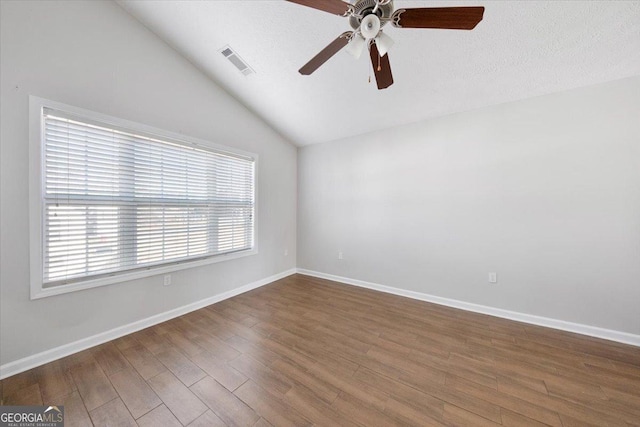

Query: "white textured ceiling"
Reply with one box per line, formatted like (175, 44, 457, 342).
(117, 0, 640, 146)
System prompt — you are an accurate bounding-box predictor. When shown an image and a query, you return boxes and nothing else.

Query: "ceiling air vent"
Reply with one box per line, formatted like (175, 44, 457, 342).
(220, 46, 254, 76)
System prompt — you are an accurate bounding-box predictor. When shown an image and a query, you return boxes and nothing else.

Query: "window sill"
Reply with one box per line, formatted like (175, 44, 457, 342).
(30, 248, 258, 300)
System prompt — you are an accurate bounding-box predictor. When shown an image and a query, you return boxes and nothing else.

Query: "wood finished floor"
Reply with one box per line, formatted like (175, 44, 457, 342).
(2, 274, 640, 426)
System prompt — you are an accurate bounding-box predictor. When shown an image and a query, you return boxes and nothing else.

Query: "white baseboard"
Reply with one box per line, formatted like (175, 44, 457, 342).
(4, 267, 637, 380)
(297, 269, 640, 347)
(0, 269, 296, 380)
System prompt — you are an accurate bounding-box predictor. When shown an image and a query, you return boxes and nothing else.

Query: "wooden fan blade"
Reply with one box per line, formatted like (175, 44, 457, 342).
(392, 7, 485, 30)
(299, 32, 352, 75)
(369, 42, 393, 90)
(286, 0, 351, 16)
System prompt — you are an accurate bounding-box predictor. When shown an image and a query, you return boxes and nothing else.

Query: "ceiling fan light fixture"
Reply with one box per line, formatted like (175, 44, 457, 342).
(375, 31, 394, 57)
(346, 34, 366, 59)
(288, 0, 486, 90)
(360, 14, 381, 39)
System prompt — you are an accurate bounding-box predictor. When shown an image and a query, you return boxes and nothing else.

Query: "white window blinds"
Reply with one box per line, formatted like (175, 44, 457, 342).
(42, 109, 255, 287)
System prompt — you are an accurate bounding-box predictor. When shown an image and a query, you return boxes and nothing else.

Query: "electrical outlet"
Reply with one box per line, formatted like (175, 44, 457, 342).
(284, 249, 288, 256)
(338, 251, 343, 260)
(488, 272, 497, 284)
(164, 274, 172, 286)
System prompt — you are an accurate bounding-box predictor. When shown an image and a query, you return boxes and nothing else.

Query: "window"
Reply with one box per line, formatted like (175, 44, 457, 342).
(30, 97, 257, 298)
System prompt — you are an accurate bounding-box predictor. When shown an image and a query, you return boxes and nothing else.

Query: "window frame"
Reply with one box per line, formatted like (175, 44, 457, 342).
(29, 96, 259, 299)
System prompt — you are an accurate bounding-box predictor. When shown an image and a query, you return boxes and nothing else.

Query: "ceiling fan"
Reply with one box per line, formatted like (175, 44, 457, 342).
(287, 0, 485, 89)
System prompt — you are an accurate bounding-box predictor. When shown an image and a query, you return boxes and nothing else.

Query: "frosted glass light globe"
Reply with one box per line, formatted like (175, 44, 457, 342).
(360, 14, 381, 39)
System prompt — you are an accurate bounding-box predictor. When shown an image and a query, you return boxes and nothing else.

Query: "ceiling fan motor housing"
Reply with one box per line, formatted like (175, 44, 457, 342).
(349, 0, 394, 30)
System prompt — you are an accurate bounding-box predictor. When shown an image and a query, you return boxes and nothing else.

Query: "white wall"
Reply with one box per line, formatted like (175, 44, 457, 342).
(298, 76, 640, 336)
(0, 0, 296, 367)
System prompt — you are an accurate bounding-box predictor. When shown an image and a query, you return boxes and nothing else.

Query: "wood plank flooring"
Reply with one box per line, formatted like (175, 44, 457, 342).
(2, 274, 639, 426)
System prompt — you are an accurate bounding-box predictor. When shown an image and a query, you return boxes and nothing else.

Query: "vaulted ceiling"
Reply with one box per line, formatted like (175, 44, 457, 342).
(117, 0, 640, 146)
